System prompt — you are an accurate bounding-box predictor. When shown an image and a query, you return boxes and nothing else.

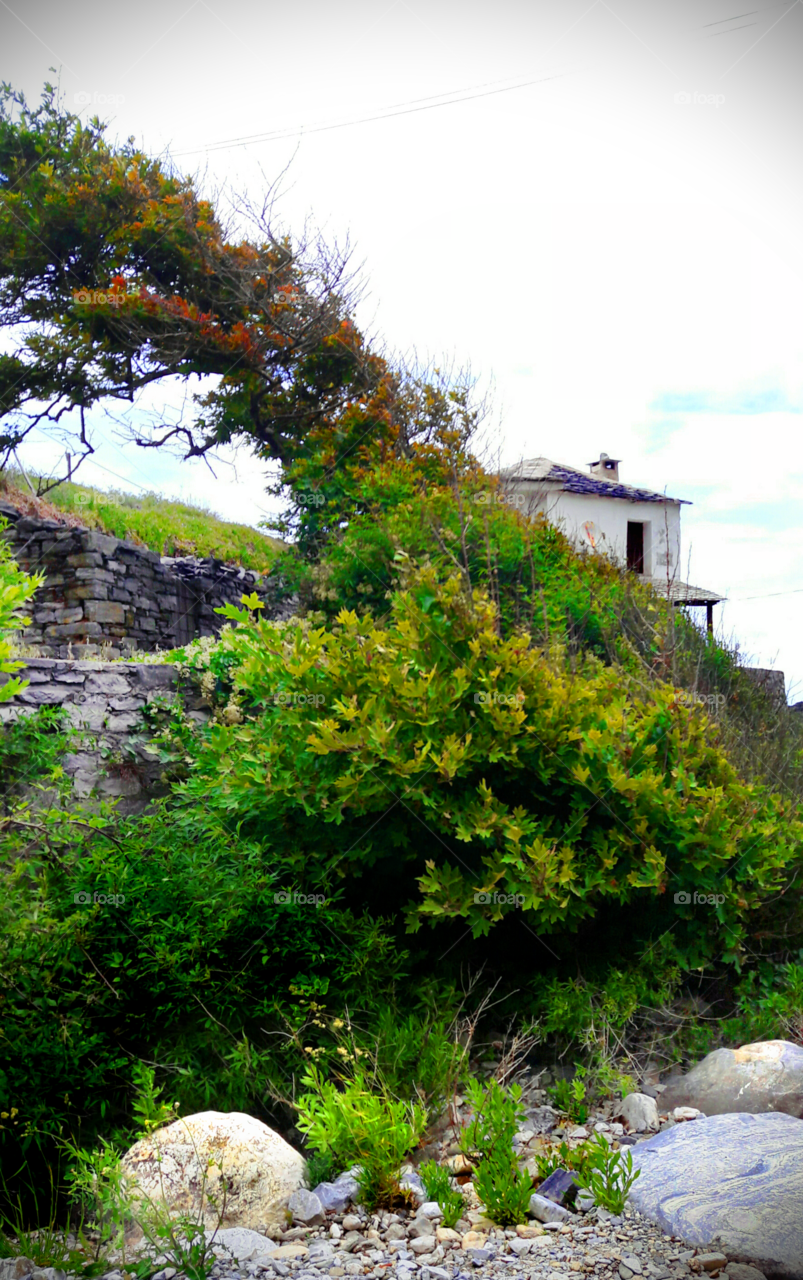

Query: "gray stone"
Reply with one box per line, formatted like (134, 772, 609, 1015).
(288, 1188, 325, 1226)
(661, 1040, 803, 1119)
(400, 1170, 426, 1203)
(418, 1202, 443, 1220)
(0, 1261, 37, 1280)
(629, 1111, 803, 1278)
(18, 684, 72, 704)
(725, 1267, 767, 1280)
(536, 1168, 578, 1205)
(81, 530, 121, 555)
(213, 1228, 280, 1263)
(527, 1192, 573, 1223)
(306, 1242, 335, 1266)
(617, 1093, 660, 1132)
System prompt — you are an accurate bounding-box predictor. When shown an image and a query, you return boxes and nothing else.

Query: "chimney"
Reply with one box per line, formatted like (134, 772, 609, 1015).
(588, 452, 621, 483)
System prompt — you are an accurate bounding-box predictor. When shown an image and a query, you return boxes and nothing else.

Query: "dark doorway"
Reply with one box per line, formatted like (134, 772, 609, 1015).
(627, 521, 644, 573)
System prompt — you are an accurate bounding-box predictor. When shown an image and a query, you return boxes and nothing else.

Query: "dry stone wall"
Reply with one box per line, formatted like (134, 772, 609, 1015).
(0, 502, 273, 658)
(0, 658, 206, 813)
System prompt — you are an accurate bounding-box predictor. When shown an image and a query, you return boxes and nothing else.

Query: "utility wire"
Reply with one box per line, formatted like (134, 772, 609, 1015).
(173, 68, 571, 157)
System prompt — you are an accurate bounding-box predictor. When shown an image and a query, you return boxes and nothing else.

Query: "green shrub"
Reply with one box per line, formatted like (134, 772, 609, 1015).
(0, 802, 405, 1198)
(575, 1132, 640, 1215)
(372, 1009, 468, 1112)
(295, 1068, 427, 1210)
(177, 568, 800, 970)
(459, 1078, 532, 1226)
(418, 1160, 464, 1228)
(471, 1145, 533, 1226)
(548, 1076, 587, 1124)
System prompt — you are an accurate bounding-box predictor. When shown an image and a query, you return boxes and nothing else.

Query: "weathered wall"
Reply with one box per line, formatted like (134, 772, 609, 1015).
(0, 503, 271, 658)
(0, 658, 207, 813)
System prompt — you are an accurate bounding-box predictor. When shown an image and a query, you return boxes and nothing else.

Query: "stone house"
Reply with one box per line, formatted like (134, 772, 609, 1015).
(501, 452, 724, 632)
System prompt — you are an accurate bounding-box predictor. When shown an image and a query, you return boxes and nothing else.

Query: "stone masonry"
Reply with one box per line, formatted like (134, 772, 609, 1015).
(0, 502, 272, 658)
(0, 658, 207, 813)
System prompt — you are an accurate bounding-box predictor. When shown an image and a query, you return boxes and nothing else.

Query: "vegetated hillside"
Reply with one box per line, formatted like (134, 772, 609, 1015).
(0, 473, 283, 571)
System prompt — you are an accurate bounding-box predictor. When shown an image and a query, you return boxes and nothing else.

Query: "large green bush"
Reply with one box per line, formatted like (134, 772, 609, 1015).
(0, 801, 404, 1184)
(173, 566, 800, 969)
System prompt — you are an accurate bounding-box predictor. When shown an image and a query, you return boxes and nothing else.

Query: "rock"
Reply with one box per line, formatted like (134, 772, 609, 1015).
(509, 1239, 532, 1256)
(460, 1232, 487, 1250)
(214, 1228, 280, 1263)
(410, 1215, 438, 1239)
(445, 1153, 474, 1174)
(468, 1248, 494, 1264)
(314, 1171, 360, 1213)
(419, 1201, 443, 1219)
(436, 1227, 461, 1243)
(288, 1188, 325, 1226)
(339, 1231, 367, 1253)
(671, 1107, 702, 1122)
(399, 1170, 426, 1203)
(342, 1214, 363, 1232)
(528, 1192, 573, 1223)
(410, 1236, 438, 1255)
(629, 1112, 803, 1278)
(661, 1041, 803, 1119)
(617, 1093, 660, 1132)
(271, 1244, 308, 1260)
(567, 1125, 588, 1139)
(121, 1110, 306, 1232)
(515, 1223, 544, 1237)
(0, 1263, 37, 1280)
(537, 1168, 579, 1205)
(726, 1267, 767, 1280)
(386, 1223, 407, 1240)
(307, 1241, 336, 1266)
(620, 1255, 642, 1274)
(697, 1255, 728, 1273)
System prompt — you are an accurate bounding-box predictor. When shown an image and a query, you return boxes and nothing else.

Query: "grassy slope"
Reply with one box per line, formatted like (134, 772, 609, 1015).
(0, 474, 283, 572)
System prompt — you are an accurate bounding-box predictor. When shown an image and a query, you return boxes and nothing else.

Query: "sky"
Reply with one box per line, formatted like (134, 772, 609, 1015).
(2, 0, 803, 694)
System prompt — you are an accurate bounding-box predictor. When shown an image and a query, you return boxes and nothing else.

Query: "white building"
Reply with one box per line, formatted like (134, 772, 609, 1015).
(501, 452, 723, 631)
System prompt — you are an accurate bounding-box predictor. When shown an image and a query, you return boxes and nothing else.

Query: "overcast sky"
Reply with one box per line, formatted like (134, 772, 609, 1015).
(3, 0, 802, 694)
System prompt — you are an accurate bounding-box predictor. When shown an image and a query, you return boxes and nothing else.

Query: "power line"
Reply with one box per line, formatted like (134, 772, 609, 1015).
(731, 587, 803, 601)
(173, 68, 570, 157)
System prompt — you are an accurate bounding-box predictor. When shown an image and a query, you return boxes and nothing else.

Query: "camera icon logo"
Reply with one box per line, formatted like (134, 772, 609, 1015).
(74, 891, 92, 904)
(674, 91, 692, 105)
(74, 91, 92, 106)
(473, 891, 491, 904)
(273, 891, 291, 904)
(673, 891, 691, 904)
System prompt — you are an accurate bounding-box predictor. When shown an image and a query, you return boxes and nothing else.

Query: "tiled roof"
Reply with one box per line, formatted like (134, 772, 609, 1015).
(651, 578, 725, 604)
(500, 456, 689, 504)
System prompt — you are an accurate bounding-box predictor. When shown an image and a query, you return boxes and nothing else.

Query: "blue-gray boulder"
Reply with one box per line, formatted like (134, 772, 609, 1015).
(629, 1112, 803, 1278)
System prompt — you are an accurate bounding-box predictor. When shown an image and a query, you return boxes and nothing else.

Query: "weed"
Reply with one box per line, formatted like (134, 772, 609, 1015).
(575, 1132, 640, 1215)
(460, 1078, 532, 1226)
(295, 1067, 427, 1211)
(548, 1076, 588, 1124)
(418, 1161, 464, 1229)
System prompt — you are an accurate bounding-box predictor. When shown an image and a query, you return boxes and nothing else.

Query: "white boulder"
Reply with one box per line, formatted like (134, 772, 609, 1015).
(122, 1110, 306, 1232)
